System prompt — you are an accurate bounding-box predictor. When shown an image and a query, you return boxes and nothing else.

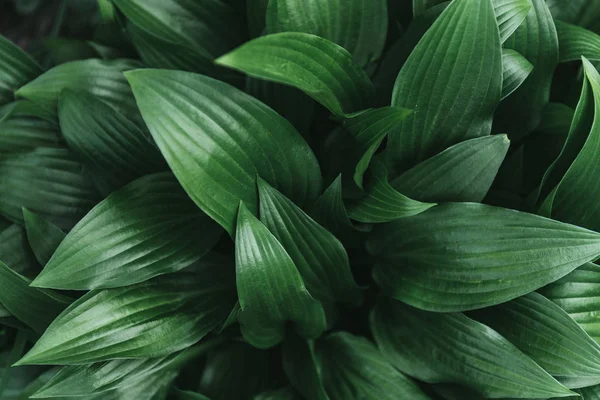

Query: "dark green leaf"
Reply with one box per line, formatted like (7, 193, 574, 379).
(315, 332, 432, 400)
(31, 173, 223, 290)
(43, 39, 98, 65)
(0, 100, 55, 124)
(371, 299, 575, 399)
(22, 209, 65, 267)
(282, 332, 329, 400)
(547, 0, 600, 29)
(16, 269, 236, 365)
(254, 387, 301, 400)
(247, 0, 269, 38)
(235, 201, 326, 348)
(502, 48, 534, 100)
(177, 389, 211, 400)
(0, 117, 62, 153)
(126, 69, 322, 235)
(265, 0, 388, 66)
(556, 21, 600, 63)
(368, 202, 600, 311)
(0, 224, 39, 278)
(391, 135, 510, 203)
(578, 384, 600, 399)
(0, 35, 42, 105)
(215, 32, 375, 116)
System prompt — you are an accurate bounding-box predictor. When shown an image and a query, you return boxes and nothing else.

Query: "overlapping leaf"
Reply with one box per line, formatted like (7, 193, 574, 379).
(556, 21, 600, 62)
(0, 224, 38, 278)
(22, 209, 65, 267)
(0, 35, 42, 105)
(502, 48, 534, 100)
(0, 116, 62, 153)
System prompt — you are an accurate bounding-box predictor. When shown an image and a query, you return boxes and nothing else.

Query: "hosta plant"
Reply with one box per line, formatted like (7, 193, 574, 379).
(2, 0, 600, 399)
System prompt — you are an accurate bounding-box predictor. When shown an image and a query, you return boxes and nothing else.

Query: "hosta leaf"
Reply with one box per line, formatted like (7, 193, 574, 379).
(315, 332, 432, 400)
(0, 148, 99, 230)
(282, 332, 329, 400)
(387, 0, 502, 172)
(0, 100, 55, 124)
(0, 117, 62, 153)
(126, 69, 322, 235)
(493, 0, 532, 43)
(15, 59, 141, 122)
(0, 261, 70, 335)
(547, 0, 600, 28)
(215, 32, 375, 116)
(391, 135, 510, 203)
(343, 106, 412, 188)
(22, 209, 65, 267)
(177, 390, 211, 400)
(472, 292, 600, 388)
(31, 173, 223, 290)
(579, 385, 600, 399)
(254, 387, 301, 400)
(0, 224, 38, 278)
(412, 0, 445, 16)
(0, 35, 42, 105)
(556, 21, 600, 63)
(247, 0, 269, 38)
(368, 202, 600, 312)
(258, 178, 361, 304)
(16, 269, 236, 365)
(43, 38, 98, 65)
(265, 0, 388, 67)
(494, 0, 558, 138)
(235, 202, 326, 349)
(371, 299, 575, 399)
(502, 48, 534, 100)
(540, 262, 600, 343)
(58, 90, 166, 196)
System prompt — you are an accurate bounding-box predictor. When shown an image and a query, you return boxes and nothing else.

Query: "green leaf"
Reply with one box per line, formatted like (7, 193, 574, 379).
(265, 0, 388, 66)
(368, 202, 600, 312)
(391, 135, 510, 203)
(556, 20, 600, 63)
(0, 116, 62, 153)
(494, 0, 559, 139)
(58, 89, 166, 195)
(247, 0, 269, 38)
(387, 0, 502, 172)
(0, 100, 55, 123)
(0, 224, 39, 278)
(471, 292, 600, 389)
(43, 38, 98, 65)
(0, 35, 42, 105)
(0, 148, 99, 230)
(235, 201, 326, 349)
(254, 387, 301, 400)
(371, 299, 575, 399)
(493, 0, 533, 43)
(15, 59, 141, 122)
(0, 261, 70, 335)
(126, 69, 322, 235)
(31, 173, 223, 290)
(215, 32, 375, 116)
(282, 332, 329, 400)
(315, 332, 432, 400)
(16, 269, 236, 365)
(547, 0, 600, 29)
(22, 209, 65, 267)
(176, 389, 211, 400)
(540, 262, 600, 344)
(343, 106, 412, 188)
(502, 48, 534, 100)
(258, 178, 361, 304)
(412, 0, 446, 16)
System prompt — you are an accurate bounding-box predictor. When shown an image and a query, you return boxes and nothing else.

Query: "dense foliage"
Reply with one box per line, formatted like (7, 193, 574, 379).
(1, 0, 600, 399)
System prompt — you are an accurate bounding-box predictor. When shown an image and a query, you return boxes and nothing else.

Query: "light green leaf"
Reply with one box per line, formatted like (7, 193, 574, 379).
(0, 116, 62, 153)
(265, 0, 388, 66)
(31, 173, 223, 290)
(282, 332, 329, 400)
(258, 178, 361, 304)
(502, 48, 534, 100)
(0, 148, 99, 230)
(0, 261, 70, 335)
(368, 202, 600, 312)
(391, 135, 510, 203)
(493, 0, 533, 43)
(315, 332, 432, 400)
(371, 299, 575, 399)
(0, 35, 42, 105)
(0, 224, 39, 278)
(387, 0, 502, 172)
(23, 209, 65, 267)
(556, 20, 600, 63)
(58, 90, 166, 196)
(471, 292, 600, 389)
(235, 202, 326, 349)
(215, 32, 375, 116)
(16, 268, 236, 365)
(126, 69, 322, 235)
(343, 106, 412, 188)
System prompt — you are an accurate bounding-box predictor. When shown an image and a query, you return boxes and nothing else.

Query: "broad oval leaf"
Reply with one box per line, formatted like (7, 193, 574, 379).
(0, 148, 99, 230)
(371, 299, 575, 399)
(258, 178, 361, 304)
(31, 173, 223, 290)
(282, 332, 329, 400)
(0, 35, 42, 105)
(368, 202, 600, 312)
(58, 90, 166, 196)
(215, 32, 375, 116)
(547, 0, 600, 29)
(502, 48, 534, 100)
(126, 69, 322, 235)
(494, 0, 533, 43)
(16, 269, 236, 365)
(387, 0, 502, 171)
(265, 0, 388, 67)
(391, 135, 510, 203)
(315, 332, 432, 400)
(235, 202, 326, 349)
(0, 116, 62, 153)
(556, 20, 600, 62)
(23, 209, 65, 267)
(0, 224, 39, 278)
